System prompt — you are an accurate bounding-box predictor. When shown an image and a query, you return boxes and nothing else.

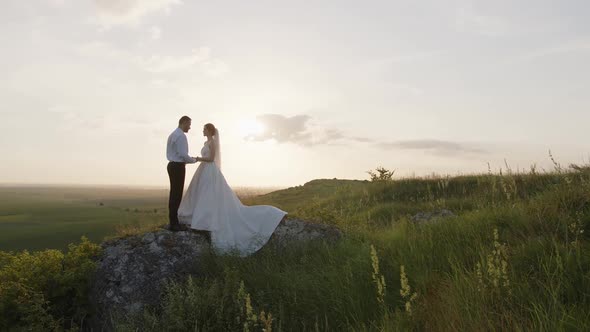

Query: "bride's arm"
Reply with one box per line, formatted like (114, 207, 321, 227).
(196, 143, 215, 162)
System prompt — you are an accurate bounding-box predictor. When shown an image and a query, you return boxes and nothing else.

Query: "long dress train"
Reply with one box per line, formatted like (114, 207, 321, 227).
(178, 141, 287, 256)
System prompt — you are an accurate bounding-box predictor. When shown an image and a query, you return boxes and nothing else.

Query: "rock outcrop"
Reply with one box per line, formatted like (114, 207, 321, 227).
(267, 217, 343, 248)
(89, 218, 342, 328)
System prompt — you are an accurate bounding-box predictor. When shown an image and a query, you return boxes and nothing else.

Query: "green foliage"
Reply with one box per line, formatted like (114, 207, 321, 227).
(367, 167, 395, 182)
(131, 165, 590, 331)
(0, 187, 169, 252)
(125, 242, 380, 331)
(0, 237, 102, 330)
(4, 164, 590, 330)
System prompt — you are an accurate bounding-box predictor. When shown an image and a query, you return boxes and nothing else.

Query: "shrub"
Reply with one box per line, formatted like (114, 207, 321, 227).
(367, 167, 395, 182)
(0, 237, 102, 330)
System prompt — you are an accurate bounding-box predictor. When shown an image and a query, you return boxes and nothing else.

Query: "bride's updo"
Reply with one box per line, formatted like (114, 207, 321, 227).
(204, 123, 216, 136)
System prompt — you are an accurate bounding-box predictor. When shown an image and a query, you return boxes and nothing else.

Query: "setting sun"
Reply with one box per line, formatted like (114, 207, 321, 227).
(239, 119, 266, 138)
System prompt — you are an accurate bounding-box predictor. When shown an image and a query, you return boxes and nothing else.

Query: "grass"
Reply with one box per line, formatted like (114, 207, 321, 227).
(0, 187, 169, 251)
(0, 186, 278, 252)
(130, 165, 590, 331)
(2, 164, 590, 330)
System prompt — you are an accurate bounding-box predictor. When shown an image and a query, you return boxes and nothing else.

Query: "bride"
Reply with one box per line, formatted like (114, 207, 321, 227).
(178, 123, 287, 256)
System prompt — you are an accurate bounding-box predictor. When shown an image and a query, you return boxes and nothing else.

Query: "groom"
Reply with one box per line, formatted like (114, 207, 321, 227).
(166, 116, 197, 231)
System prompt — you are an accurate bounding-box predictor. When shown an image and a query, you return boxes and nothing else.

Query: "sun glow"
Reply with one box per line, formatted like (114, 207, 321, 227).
(239, 119, 266, 138)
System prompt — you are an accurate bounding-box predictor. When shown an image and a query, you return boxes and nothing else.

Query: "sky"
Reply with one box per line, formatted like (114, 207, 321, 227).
(1, 0, 589, 187)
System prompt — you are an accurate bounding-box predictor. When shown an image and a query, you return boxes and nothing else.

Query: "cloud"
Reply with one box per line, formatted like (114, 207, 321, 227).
(149, 26, 162, 40)
(47, 105, 105, 130)
(455, 7, 508, 37)
(245, 114, 377, 147)
(47, 105, 165, 133)
(76, 41, 130, 59)
(364, 50, 446, 69)
(136, 47, 230, 76)
(510, 40, 590, 63)
(137, 47, 210, 72)
(246, 114, 484, 157)
(376, 139, 485, 155)
(352, 137, 375, 143)
(93, 0, 182, 27)
(47, 0, 66, 6)
(75, 42, 230, 77)
(246, 114, 312, 144)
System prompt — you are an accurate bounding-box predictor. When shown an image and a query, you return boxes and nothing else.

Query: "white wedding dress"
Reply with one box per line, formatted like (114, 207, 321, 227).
(178, 133, 287, 256)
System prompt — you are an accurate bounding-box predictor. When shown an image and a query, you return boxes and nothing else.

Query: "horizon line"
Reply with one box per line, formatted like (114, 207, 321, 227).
(0, 182, 291, 190)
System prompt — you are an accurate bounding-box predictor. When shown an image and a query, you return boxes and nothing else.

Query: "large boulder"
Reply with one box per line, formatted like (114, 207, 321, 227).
(89, 218, 342, 329)
(89, 229, 209, 330)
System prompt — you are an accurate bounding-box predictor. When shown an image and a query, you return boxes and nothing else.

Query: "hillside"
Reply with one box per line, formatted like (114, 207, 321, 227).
(243, 178, 369, 212)
(2, 167, 590, 331)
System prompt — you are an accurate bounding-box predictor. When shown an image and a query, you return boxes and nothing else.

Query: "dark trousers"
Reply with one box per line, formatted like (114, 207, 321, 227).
(167, 162, 186, 226)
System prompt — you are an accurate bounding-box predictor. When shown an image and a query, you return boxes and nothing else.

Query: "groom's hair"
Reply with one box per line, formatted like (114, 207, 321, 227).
(179, 116, 191, 125)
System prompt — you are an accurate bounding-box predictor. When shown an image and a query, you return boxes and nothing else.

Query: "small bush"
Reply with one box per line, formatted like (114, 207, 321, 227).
(0, 237, 102, 330)
(367, 167, 395, 182)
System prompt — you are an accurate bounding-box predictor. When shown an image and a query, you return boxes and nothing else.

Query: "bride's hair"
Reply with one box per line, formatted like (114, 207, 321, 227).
(204, 123, 216, 136)
(204, 123, 221, 169)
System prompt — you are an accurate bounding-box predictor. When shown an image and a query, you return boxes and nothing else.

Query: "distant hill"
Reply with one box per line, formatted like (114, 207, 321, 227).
(243, 178, 369, 212)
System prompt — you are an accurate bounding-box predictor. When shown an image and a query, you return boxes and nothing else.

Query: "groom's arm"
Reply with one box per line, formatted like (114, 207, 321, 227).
(177, 135, 197, 163)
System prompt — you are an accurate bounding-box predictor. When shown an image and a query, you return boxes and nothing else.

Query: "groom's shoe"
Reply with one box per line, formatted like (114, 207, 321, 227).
(168, 224, 184, 232)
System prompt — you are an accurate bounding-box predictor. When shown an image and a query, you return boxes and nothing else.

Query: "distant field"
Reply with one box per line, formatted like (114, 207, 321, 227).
(4, 169, 590, 330)
(0, 185, 280, 252)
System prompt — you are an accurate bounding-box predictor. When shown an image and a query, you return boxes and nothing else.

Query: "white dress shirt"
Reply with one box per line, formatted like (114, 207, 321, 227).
(166, 127, 196, 163)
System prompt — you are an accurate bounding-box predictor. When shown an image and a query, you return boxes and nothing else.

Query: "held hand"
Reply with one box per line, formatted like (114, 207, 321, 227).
(194, 157, 200, 162)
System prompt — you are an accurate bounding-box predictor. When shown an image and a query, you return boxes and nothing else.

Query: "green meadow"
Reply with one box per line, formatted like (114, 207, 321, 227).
(1, 164, 590, 330)
(0, 186, 169, 252)
(0, 186, 280, 252)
